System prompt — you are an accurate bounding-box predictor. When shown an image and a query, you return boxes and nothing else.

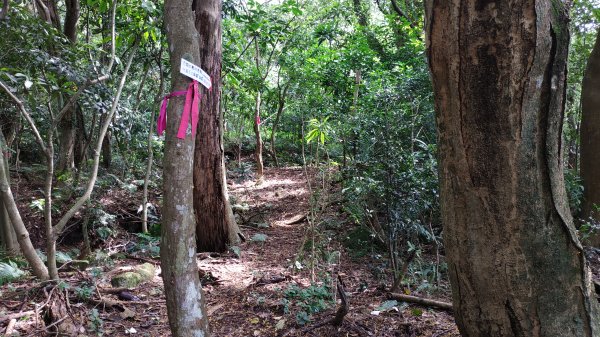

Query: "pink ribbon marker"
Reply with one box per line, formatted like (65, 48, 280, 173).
(157, 80, 200, 139)
(255, 115, 261, 126)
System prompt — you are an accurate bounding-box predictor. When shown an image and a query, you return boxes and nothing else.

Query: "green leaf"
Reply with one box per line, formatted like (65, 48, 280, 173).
(251, 233, 268, 242)
(411, 308, 423, 317)
(0, 261, 27, 285)
(376, 300, 398, 312)
(305, 129, 319, 143)
(56, 251, 73, 264)
(230, 246, 242, 258)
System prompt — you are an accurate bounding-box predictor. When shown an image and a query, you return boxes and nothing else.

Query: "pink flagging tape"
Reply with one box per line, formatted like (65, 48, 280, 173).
(157, 80, 201, 139)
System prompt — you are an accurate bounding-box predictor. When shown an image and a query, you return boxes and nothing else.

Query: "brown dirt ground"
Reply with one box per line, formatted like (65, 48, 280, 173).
(0, 166, 460, 337)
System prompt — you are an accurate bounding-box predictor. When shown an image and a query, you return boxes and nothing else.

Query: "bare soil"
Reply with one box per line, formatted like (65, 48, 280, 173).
(0, 166, 460, 337)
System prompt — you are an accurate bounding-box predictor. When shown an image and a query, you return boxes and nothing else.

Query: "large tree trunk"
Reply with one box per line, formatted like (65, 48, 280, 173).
(426, 1, 600, 336)
(193, 0, 241, 252)
(581, 28, 600, 221)
(161, 0, 210, 335)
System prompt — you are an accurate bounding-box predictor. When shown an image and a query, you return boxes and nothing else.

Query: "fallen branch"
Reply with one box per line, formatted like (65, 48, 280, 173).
(0, 310, 35, 324)
(253, 274, 289, 287)
(4, 318, 16, 335)
(283, 213, 307, 226)
(389, 293, 452, 311)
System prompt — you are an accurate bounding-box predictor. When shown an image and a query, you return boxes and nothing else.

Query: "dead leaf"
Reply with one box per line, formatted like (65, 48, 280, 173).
(208, 303, 224, 316)
(275, 319, 286, 330)
(120, 307, 136, 319)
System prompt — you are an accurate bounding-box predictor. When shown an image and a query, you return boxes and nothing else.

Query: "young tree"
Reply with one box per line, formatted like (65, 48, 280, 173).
(193, 0, 241, 252)
(161, 0, 210, 334)
(0, 130, 19, 255)
(581, 28, 600, 221)
(426, 1, 600, 335)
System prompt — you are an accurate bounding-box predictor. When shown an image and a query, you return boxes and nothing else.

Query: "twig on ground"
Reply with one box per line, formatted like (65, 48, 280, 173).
(283, 213, 307, 226)
(388, 293, 452, 311)
(98, 287, 135, 295)
(0, 311, 35, 324)
(5, 318, 16, 335)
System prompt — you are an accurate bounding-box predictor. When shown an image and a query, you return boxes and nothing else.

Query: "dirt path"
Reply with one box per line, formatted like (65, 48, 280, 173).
(204, 166, 459, 336)
(0, 166, 459, 336)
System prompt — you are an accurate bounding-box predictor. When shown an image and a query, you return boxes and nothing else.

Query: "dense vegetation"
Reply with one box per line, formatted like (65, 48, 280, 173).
(0, 0, 599, 335)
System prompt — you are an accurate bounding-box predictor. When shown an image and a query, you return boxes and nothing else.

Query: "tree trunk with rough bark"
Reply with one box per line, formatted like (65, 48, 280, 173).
(425, 1, 600, 336)
(581, 28, 600, 222)
(161, 0, 210, 335)
(193, 0, 241, 252)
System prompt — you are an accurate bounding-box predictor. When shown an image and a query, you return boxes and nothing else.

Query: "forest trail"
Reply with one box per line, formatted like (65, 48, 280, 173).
(0, 166, 459, 336)
(202, 166, 460, 336)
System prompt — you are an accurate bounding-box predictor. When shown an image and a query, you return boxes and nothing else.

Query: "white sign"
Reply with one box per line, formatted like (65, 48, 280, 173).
(180, 59, 212, 89)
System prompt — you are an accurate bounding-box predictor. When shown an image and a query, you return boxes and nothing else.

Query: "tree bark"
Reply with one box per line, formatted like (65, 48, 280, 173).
(193, 0, 241, 252)
(57, 0, 80, 172)
(270, 80, 289, 167)
(254, 89, 264, 183)
(64, 0, 80, 43)
(56, 106, 76, 172)
(101, 129, 112, 169)
(0, 128, 48, 279)
(581, 28, 600, 221)
(35, 0, 60, 30)
(0, 0, 9, 20)
(162, 0, 210, 335)
(426, 1, 600, 336)
(0, 131, 18, 255)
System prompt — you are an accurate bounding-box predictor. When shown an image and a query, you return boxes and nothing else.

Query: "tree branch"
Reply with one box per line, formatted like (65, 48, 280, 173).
(0, 0, 9, 20)
(53, 41, 138, 237)
(389, 293, 452, 311)
(390, 0, 417, 29)
(0, 80, 48, 157)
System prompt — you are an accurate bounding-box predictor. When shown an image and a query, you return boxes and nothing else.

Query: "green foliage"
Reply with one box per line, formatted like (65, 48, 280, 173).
(88, 308, 104, 336)
(283, 283, 333, 326)
(0, 261, 27, 285)
(251, 233, 268, 242)
(305, 117, 330, 145)
(579, 205, 600, 241)
(75, 283, 96, 300)
(565, 168, 585, 215)
(128, 233, 160, 258)
(29, 198, 46, 213)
